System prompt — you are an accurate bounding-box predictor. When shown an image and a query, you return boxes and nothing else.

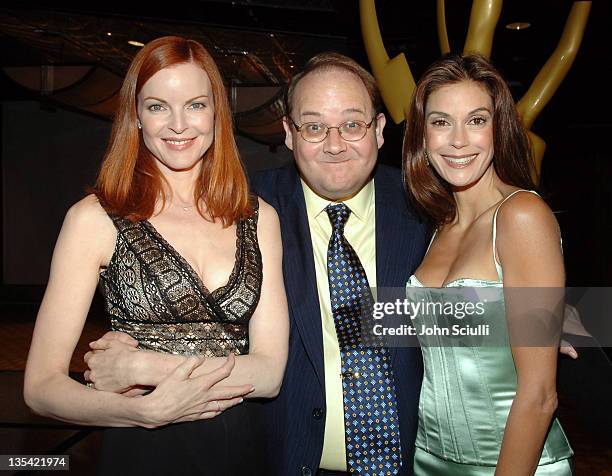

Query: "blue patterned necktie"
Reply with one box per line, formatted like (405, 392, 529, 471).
(325, 203, 401, 475)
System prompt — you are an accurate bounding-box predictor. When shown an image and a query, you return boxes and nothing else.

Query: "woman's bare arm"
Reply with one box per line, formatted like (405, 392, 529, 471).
(494, 192, 565, 476)
(24, 196, 251, 427)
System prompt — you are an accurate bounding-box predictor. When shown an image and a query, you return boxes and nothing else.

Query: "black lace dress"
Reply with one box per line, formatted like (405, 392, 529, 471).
(96, 204, 265, 476)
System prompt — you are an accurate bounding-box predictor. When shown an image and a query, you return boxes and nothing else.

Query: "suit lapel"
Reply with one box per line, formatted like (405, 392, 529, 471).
(374, 167, 422, 361)
(277, 167, 326, 390)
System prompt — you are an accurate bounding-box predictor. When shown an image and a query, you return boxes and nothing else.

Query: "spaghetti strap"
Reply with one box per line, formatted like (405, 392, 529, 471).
(425, 229, 437, 255)
(492, 189, 540, 280)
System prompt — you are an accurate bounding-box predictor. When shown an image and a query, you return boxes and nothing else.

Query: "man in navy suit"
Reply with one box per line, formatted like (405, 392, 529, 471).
(252, 52, 427, 476)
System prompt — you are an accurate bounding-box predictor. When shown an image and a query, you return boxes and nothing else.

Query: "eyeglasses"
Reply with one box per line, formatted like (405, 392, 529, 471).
(288, 116, 377, 143)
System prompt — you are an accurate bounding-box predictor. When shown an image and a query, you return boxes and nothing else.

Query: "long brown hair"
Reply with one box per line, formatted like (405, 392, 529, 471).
(403, 54, 534, 226)
(95, 36, 252, 225)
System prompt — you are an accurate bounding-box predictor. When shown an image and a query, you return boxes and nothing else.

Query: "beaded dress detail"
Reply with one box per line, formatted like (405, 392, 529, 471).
(98, 203, 262, 357)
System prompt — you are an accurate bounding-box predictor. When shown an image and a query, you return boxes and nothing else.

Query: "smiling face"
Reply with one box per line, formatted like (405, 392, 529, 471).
(283, 68, 385, 201)
(425, 80, 495, 189)
(137, 62, 215, 174)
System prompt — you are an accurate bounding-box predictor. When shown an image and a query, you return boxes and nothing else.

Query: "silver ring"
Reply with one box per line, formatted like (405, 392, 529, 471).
(86, 382, 94, 389)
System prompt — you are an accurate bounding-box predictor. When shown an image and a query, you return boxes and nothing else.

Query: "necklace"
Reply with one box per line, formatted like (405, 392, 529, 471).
(172, 202, 197, 212)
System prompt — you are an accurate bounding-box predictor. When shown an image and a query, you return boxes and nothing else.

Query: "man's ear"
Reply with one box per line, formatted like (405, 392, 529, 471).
(282, 117, 294, 151)
(374, 112, 386, 150)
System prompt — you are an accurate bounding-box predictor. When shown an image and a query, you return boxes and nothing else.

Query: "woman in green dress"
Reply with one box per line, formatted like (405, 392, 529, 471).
(403, 54, 573, 475)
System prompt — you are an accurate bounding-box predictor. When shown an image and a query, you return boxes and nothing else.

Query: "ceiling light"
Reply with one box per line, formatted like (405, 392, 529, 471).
(128, 40, 144, 47)
(505, 22, 531, 30)
(106, 32, 112, 36)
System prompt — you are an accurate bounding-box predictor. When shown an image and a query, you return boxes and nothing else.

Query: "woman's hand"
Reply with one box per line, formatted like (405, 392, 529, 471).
(139, 353, 255, 428)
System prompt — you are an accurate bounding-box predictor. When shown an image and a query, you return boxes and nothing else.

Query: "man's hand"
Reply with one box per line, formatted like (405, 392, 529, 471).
(560, 340, 578, 359)
(559, 304, 592, 359)
(84, 332, 140, 392)
(91, 330, 139, 347)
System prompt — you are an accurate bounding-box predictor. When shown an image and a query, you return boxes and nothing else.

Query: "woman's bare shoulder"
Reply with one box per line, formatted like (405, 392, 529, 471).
(63, 194, 116, 243)
(256, 197, 279, 224)
(495, 190, 561, 267)
(255, 196, 281, 243)
(496, 190, 557, 233)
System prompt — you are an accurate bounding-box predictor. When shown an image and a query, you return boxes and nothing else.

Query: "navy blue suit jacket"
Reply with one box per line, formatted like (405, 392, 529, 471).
(251, 163, 427, 476)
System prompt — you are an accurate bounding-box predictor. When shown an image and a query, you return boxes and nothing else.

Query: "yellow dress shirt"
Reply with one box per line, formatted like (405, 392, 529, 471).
(301, 178, 377, 471)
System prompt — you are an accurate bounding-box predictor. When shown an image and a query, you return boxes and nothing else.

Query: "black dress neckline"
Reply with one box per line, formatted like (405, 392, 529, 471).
(140, 218, 243, 302)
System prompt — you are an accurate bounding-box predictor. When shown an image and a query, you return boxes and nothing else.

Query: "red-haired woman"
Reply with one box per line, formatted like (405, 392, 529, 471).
(24, 36, 287, 475)
(404, 54, 573, 475)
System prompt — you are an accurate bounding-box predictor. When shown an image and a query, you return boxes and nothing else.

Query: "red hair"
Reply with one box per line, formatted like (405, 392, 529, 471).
(94, 36, 252, 225)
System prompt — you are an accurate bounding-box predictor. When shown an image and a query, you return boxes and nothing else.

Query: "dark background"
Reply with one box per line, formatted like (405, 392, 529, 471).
(1, 0, 610, 316)
(0, 2, 610, 472)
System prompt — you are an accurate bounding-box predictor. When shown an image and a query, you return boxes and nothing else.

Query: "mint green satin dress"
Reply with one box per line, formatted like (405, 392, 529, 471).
(406, 190, 573, 475)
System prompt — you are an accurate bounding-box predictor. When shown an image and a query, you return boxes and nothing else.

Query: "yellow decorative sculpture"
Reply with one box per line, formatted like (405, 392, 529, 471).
(360, 0, 592, 182)
(359, 0, 415, 124)
(462, 0, 503, 59)
(436, 0, 450, 55)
